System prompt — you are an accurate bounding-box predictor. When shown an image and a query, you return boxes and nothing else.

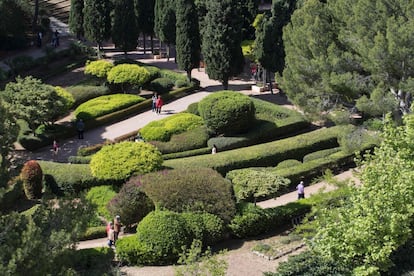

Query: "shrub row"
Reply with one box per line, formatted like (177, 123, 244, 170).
(39, 161, 117, 196)
(302, 147, 342, 163)
(228, 202, 312, 238)
(67, 155, 92, 164)
(79, 226, 107, 241)
(162, 147, 211, 160)
(164, 126, 348, 175)
(150, 77, 174, 94)
(74, 94, 145, 121)
(66, 85, 111, 107)
(59, 247, 114, 274)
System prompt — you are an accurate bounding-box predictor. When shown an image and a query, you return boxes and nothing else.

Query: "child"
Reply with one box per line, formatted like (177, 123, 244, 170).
(53, 140, 59, 155)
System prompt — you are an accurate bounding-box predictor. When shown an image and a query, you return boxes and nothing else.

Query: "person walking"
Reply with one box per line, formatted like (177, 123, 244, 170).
(76, 119, 85, 139)
(107, 223, 115, 247)
(211, 144, 217, 154)
(113, 215, 122, 244)
(52, 140, 59, 155)
(297, 180, 305, 199)
(155, 95, 164, 114)
(151, 93, 157, 112)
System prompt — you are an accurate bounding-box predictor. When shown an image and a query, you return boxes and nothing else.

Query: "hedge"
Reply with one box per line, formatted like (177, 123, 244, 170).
(160, 69, 188, 83)
(39, 161, 115, 195)
(164, 126, 349, 175)
(162, 147, 211, 160)
(74, 94, 145, 121)
(68, 155, 92, 164)
(59, 247, 114, 274)
(66, 85, 111, 107)
(79, 226, 107, 241)
(150, 77, 174, 94)
(302, 147, 342, 163)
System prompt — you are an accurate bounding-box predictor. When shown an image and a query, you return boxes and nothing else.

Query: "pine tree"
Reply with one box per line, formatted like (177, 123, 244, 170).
(135, 0, 155, 53)
(112, 0, 139, 55)
(176, 0, 201, 80)
(68, 0, 84, 39)
(154, 0, 176, 60)
(202, 0, 244, 89)
(83, 0, 112, 57)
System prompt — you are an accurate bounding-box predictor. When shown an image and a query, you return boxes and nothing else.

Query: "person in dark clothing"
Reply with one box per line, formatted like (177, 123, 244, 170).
(76, 119, 85, 139)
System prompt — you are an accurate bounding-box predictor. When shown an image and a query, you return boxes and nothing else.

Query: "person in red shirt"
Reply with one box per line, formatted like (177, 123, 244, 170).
(155, 95, 164, 114)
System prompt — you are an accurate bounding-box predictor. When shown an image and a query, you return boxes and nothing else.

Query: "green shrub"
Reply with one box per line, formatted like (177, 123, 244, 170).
(275, 159, 302, 169)
(175, 79, 190, 88)
(79, 226, 107, 241)
(77, 143, 108, 156)
(186, 102, 199, 115)
(162, 147, 211, 160)
(150, 126, 210, 154)
(0, 177, 23, 211)
(55, 86, 75, 110)
(84, 60, 113, 78)
(181, 212, 226, 245)
(107, 64, 150, 92)
(66, 85, 111, 107)
(86, 186, 117, 220)
(142, 65, 161, 82)
(140, 113, 204, 142)
(74, 94, 145, 121)
(362, 118, 384, 131)
(136, 210, 192, 264)
(303, 147, 342, 163)
(107, 180, 154, 228)
(226, 168, 290, 203)
(116, 236, 152, 265)
(338, 127, 380, 154)
(39, 161, 111, 195)
(327, 108, 351, 125)
(20, 160, 43, 199)
(150, 77, 174, 94)
(68, 155, 92, 164)
(160, 69, 187, 83)
(164, 126, 347, 175)
(139, 168, 236, 222)
(198, 91, 256, 135)
(241, 40, 255, 60)
(90, 142, 163, 181)
(60, 247, 115, 275)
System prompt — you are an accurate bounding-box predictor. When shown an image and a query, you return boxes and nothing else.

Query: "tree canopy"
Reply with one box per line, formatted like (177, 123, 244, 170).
(112, 0, 139, 54)
(83, 0, 112, 54)
(69, 0, 84, 39)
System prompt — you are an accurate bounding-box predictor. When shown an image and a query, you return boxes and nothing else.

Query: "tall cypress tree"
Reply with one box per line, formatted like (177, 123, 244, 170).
(83, 0, 112, 57)
(176, 0, 201, 80)
(112, 0, 139, 55)
(69, 0, 84, 39)
(154, 0, 176, 60)
(202, 0, 244, 89)
(135, 0, 155, 54)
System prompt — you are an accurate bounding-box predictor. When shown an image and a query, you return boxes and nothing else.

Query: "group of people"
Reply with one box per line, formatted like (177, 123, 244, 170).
(106, 215, 122, 247)
(36, 30, 60, 48)
(151, 93, 164, 114)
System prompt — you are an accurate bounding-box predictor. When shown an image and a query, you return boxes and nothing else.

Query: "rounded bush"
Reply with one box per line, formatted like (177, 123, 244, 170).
(107, 180, 154, 228)
(228, 203, 270, 238)
(90, 141, 163, 181)
(303, 147, 342, 163)
(136, 210, 192, 264)
(275, 159, 302, 169)
(181, 212, 226, 245)
(55, 86, 75, 110)
(140, 113, 204, 142)
(186, 102, 199, 115)
(150, 77, 174, 94)
(21, 160, 43, 199)
(84, 60, 114, 78)
(198, 91, 256, 135)
(66, 85, 110, 107)
(139, 167, 236, 222)
(74, 94, 145, 121)
(143, 66, 161, 82)
(86, 185, 117, 220)
(175, 79, 189, 88)
(107, 64, 150, 88)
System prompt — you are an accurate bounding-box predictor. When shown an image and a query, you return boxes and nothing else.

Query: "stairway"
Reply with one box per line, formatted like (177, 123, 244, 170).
(40, 0, 71, 24)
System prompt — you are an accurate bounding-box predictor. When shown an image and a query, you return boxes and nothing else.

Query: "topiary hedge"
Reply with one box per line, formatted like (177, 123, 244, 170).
(140, 113, 204, 142)
(186, 102, 199, 115)
(107, 64, 150, 93)
(198, 91, 256, 135)
(275, 159, 302, 170)
(150, 77, 174, 94)
(39, 161, 112, 195)
(162, 147, 211, 160)
(164, 126, 348, 175)
(86, 185, 118, 220)
(181, 212, 226, 245)
(84, 60, 114, 78)
(138, 167, 236, 222)
(20, 160, 43, 199)
(66, 85, 111, 107)
(159, 69, 187, 83)
(90, 142, 163, 181)
(150, 126, 210, 154)
(74, 94, 145, 121)
(302, 147, 342, 163)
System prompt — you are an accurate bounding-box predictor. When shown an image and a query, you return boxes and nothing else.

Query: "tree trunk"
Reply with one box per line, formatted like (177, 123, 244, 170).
(222, 79, 229, 90)
(167, 44, 170, 61)
(32, 0, 39, 36)
(186, 70, 191, 81)
(151, 34, 154, 53)
(97, 43, 101, 59)
(143, 34, 146, 54)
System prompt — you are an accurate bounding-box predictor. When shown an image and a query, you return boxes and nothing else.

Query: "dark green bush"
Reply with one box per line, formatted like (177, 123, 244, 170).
(143, 65, 161, 82)
(60, 247, 115, 275)
(150, 77, 174, 94)
(162, 147, 211, 160)
(66, 85, 110, 107)
(186, 102, 199, 115)
(0, 177, 23, 211)
(90, 142, 163, 181)
(275, 159, 302, 170)
(20, 160, 43, 199)
(303, 147, 342, 163)
(159, 69, 187, 83)
(181, 212, 226, 245)
(136, 210, 192, 264)
(74, 94, 145, 121)
(79, 226, 107, 241)
(164, 126, 347, 175)
(198, 91, 256, 135)
(68, 155, 92, 164)
(77, 143, 108, 156)
(139, 168, 236, 222)
(39, 161, 112, 195)
(140, 113, 204, 142)
(150, 126, 210, 154)
(19, 123, 73, 151)
(86, 185, 118, 220)
(175, 79, 190, 88)
(362, 118, 384, 131)
(107, 180, 154, 228)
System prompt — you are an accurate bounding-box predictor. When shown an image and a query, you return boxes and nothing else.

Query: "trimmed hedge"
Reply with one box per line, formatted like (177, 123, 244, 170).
(160, 69, 188, 83)
(181, 212, 226, 245)
(140, 113, 204, 142)
(79, 226, 107, 241)
(90, 142, 163, 181)
(84, 60, 114, 78)
(86, 185, 117, 220)
(68, 155, 92, 164)
(74, 94, 145, 121)
(150, 126, 210, 154)
(162, 147, 211, 160)
(66, 85, 111, 107)
(150, 77, 174, 94)
(275, 159, 302, 170)
(303, 147, 342, 163)
(198, 91, 256, 135)
(186, 102, 199, 115)
(39, 161, 113, 195)
(164, 126, 348, 175)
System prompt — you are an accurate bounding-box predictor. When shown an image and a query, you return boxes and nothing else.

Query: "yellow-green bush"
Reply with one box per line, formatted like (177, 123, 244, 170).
(86, 185, 117, 220)
(140, 113, 204, 142)
(84, 60, 113, 78)
(74, 94, 145, 120)
(90, 142, 163, 181)
(55, 86, 75, 110)
(107, 64, 150, 90)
